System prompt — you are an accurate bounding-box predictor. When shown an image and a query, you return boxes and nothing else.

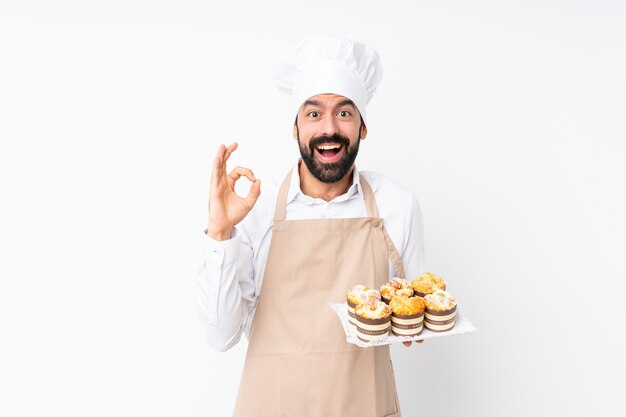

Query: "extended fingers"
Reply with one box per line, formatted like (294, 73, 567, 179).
(211, 144, 226, 187)
(222, 142, 238, 172)
(212, 142, 237, 186)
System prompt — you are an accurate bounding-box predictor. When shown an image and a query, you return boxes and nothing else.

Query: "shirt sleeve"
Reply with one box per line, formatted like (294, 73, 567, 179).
(196, 226, 256, 351)
(400, 192, 426, 279)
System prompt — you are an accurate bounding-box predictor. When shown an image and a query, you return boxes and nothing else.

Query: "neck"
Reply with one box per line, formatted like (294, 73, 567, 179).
(298, 160, 354, 202)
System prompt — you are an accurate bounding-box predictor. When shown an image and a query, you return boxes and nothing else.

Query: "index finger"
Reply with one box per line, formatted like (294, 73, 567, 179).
(222, 142, 238, 172)
(211, 144, 226, 187)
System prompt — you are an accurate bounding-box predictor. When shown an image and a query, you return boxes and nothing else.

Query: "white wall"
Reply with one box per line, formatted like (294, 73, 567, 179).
(1, 1, 624, 416)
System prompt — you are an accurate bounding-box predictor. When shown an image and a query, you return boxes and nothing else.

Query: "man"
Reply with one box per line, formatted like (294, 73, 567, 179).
(198, 36, 424, 417)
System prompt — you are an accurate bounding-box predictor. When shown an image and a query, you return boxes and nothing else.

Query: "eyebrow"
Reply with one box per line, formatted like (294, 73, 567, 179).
(302, 99, 321, 108)
(336, 99, 356, 110)
(302, 99, 357, 110)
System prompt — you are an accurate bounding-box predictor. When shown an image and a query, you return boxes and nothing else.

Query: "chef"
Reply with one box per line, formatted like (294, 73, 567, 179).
(198, 36, 425, 417)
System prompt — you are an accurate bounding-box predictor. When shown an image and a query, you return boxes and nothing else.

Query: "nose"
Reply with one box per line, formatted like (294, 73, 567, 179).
(319, 114, 339, 137)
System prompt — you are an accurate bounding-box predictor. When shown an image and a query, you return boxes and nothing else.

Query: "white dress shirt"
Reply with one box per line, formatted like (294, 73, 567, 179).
(197, 161, 425, 351)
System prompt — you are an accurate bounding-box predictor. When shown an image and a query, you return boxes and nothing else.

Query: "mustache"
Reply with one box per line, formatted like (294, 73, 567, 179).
(308, 134, 351, 154)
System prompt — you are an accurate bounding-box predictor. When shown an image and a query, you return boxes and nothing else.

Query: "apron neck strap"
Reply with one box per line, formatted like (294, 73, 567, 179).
(274, 168, 379, 221)
(274, 170, 292, 222)
(358, 174, 379, 218)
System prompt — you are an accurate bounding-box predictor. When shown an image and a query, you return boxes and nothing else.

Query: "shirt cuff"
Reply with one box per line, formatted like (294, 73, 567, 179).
(202, 227, 241, 267)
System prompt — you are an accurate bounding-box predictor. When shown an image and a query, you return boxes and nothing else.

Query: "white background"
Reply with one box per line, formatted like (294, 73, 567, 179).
(1, 1, 624, 416)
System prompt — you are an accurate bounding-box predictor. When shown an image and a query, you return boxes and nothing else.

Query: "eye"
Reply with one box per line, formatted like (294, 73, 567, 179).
(307, 111, 320, 118)
(338, 110, 351, 118)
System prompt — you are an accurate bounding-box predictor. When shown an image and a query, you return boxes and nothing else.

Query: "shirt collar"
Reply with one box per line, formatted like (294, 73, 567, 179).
(286, 159, 363, 205)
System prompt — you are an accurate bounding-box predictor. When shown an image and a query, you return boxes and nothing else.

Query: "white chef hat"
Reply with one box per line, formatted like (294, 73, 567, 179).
(273, 36, 383, 124)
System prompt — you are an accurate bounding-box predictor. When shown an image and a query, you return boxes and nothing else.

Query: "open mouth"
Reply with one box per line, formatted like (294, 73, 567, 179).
(313, 142, 345, 163)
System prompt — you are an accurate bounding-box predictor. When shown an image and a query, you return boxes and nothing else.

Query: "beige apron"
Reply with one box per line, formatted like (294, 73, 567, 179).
(233, 170, 406, 417)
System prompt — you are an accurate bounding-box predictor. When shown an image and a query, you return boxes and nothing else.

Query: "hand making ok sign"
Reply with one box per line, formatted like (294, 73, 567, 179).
(206, 142, 261, 241)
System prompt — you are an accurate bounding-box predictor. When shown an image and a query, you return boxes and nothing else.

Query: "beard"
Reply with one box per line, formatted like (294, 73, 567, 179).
(297, 130, 361, 184)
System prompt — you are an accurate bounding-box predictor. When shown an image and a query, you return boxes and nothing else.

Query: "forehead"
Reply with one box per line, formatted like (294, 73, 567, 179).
(300, 93, 356, 110)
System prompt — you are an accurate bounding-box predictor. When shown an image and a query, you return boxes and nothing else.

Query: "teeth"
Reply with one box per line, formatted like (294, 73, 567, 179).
(317, 143, 341, 150)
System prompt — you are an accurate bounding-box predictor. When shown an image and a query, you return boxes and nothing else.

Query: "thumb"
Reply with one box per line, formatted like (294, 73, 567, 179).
(244, 178, 261, 209)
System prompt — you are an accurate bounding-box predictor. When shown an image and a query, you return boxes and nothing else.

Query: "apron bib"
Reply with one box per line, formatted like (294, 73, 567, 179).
(233, 170, 405, 417)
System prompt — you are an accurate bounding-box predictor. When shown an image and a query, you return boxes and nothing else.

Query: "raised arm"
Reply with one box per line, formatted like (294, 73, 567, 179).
(197, 142, 261, 351)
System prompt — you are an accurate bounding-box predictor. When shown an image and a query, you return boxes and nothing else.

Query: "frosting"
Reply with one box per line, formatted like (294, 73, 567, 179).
(355, 300, 391, 320)
(363, 289, 381, 302)
(424, 290, 457, 311)
(411, 272, 446, 294)
(346, 285, 370, 304)
(347, 285, 381, 305)
(380, 278, 413, 300)
(390, 296, 426, 316)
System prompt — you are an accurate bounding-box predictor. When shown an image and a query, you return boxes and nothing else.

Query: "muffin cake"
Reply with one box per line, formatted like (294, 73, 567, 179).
(424, 290, 457, 332)
(389, 296, 425, 337)
(346, 285, 381, 326)
(354, 300, 392, 342)
(380, 278, 414, 304)
(411, 272, 446, 297)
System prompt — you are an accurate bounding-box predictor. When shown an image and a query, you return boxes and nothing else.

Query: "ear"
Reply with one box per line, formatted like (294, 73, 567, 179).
(360, 123, 368, 140)
(293, 114, 300, 141)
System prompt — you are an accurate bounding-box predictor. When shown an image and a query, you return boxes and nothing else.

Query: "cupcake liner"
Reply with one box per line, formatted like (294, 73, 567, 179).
(346, 299, 358, 326)
(391, 323, 423, 336)
(424, 306, 456, 331)
(355, 315, 390, 342)
(391, 312, 424, 336)
(332, 303, 476, 347)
